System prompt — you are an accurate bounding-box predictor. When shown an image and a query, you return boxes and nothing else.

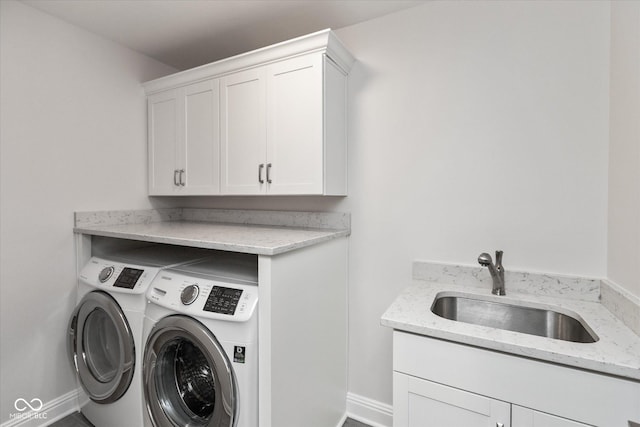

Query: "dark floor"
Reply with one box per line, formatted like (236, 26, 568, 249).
(49, 412, 372, 427)
(49, 412, 93, 427)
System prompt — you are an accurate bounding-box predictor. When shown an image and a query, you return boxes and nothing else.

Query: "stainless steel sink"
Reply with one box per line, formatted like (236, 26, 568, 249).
(431, 293, 598, 343)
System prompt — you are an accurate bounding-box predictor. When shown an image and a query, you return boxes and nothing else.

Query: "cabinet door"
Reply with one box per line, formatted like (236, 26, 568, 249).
(148, 89, 180, 195)
(183, 79, 220, 194)
(513, 406, 592, 427)
(266, 53, 323, 194)
(220, 67, 267, 194)
(393, 372, 511, 427)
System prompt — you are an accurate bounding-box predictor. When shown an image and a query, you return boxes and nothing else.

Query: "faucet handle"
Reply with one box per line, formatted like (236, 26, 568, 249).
(495, 250, 503, 269)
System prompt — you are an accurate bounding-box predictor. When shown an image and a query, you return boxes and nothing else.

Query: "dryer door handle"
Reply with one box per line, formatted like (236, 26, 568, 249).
(67, 309, 80, 373)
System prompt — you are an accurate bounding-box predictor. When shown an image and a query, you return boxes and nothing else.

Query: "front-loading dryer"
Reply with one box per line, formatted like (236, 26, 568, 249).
(68, 245, 212, 427)
(142, 252, 258, 427)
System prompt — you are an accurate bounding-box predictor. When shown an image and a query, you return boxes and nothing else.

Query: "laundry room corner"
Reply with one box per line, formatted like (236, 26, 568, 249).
(0, 1, 176, 424)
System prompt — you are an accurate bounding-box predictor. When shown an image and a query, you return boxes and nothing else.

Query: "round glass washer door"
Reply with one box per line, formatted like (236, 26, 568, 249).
(67, 291, 135, 403)
(143, 315, 237, 427)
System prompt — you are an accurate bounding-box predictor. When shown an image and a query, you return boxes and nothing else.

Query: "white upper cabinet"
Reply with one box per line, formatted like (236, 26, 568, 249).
(144, 29, 355, 196)
(148, 79, 220, 195)
(183, 80, 221, 194)
(220, 67, 267, 194)
(266, 54, 326, 195)
(220, 52, 346, 195)
(148, 89, 179, 195)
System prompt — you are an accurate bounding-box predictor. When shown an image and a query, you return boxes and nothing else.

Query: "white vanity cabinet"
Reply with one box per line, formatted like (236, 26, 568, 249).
(145, 29, 354, 196)
(148, 79, 220, 195)
(393, 331, 640, 427)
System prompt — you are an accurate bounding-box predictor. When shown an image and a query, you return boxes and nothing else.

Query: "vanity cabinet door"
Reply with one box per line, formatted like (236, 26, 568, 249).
(393, 372, 511, 427)
(513, 406, 592, 427)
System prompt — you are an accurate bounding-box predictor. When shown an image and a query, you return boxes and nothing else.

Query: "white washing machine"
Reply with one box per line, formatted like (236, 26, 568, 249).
(142, 252, 259, 427)
(67, 245, 212, 427)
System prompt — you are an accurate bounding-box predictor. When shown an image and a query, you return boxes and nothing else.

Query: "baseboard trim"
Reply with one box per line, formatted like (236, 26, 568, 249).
(2, 389, 391, 427)
(335, 412, 348, 427)
(346, 392, 392, 427)
(1, 390, 79, 427)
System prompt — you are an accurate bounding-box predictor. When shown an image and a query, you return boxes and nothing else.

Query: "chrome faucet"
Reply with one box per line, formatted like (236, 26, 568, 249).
(478, 250, 505, 295)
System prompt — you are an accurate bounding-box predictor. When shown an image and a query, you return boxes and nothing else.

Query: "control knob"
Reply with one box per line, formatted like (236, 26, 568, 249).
(181, 284, 199, 305)
(98, 266, 114, 283)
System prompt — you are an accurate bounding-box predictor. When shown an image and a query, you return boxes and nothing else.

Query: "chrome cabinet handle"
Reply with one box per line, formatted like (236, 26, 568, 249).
(179, 169, 185, 186)
(258, 164, 265, 184)
(496, 423, 504, 427)
(174, 169, 180, 186)
(266, 163, 272, 184)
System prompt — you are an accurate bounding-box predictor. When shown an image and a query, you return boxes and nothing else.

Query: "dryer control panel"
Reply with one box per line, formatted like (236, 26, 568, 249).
(80, 257, 160, 295)
(148, 271, 258, 322)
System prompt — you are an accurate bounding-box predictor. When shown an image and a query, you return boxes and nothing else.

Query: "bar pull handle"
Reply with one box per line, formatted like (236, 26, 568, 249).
(496, 423, 504, 427)
(179, 169, 185, 186)
(266, 163, 272, 184)
(258, 164, 265, 184)
(174, 169, 180, 186)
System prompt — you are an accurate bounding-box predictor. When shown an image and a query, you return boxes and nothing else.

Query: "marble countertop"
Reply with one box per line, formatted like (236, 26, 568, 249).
(74, 209, 350, 256)
(382, 280, 640, 381)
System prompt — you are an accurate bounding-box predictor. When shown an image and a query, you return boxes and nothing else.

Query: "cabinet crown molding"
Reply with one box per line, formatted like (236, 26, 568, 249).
(143, 28, 355, 95)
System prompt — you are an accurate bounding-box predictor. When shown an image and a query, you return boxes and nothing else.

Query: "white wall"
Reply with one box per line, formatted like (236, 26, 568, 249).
(0, 1, 176, 422)
(179, 0, 611, 412)
(608, 1, 640, 298)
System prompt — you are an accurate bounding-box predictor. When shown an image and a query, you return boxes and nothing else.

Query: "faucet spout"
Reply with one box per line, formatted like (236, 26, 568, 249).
(478, 251, 506, 295)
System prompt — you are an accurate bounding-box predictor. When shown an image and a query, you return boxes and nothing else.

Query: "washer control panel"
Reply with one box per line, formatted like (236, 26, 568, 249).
(79, 257, 160, 295)
(148, 271, 258, 322)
